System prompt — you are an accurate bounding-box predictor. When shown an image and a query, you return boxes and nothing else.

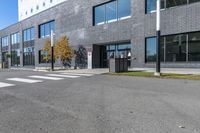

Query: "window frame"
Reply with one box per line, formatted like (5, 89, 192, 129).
(93, 0, 131, 26)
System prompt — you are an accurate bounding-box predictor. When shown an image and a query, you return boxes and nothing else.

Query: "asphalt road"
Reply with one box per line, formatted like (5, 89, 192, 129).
(0, 69, 200, 133)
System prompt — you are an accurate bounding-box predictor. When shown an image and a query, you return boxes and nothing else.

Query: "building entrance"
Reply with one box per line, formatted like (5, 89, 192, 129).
(93, 43, 132, 68)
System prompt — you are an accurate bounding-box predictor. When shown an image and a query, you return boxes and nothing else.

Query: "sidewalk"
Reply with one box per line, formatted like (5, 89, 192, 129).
(129, 68, 200, 75)
(54, 68, 109, 74)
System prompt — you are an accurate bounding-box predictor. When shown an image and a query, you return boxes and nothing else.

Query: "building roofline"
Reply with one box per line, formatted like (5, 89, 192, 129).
(0, 0, 67, 32)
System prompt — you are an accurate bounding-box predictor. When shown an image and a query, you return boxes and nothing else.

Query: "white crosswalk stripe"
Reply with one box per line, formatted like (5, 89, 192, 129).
(46, 74, 80, 78)
(29, 75, 63, 80)
(61, 73, 94, 77)
(7, 78, 43, 83)
(0, 82, 15, 88)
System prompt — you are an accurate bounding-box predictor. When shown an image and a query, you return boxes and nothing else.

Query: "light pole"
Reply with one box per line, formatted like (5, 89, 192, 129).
(155, 0, 161, 76)
(51, 30, 55, 71)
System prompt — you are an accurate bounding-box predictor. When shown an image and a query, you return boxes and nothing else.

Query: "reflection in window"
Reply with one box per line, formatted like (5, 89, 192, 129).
(23, 27, 34, 42)
(23, 47, 35, 66)
(166, 0, 187, 8)
(165, 34, 186, 62)
(94, 0, 131, 25)
(146, 0, 156, 13)
(146, 32, 200, 63)
(11, 49, 20, 67)
(145, 37, 164, 62)
(188, 32, 200, 61)
(1, 36, 9, 47)
(118, 0, 131, 20)
(39, 50, 50, 63)
(39, 21, 55, 38)
(146, 0, 199, 14)
(106, 1, 117, 23)
(146, 37, 157, 62)
(94, 5, 105, 25)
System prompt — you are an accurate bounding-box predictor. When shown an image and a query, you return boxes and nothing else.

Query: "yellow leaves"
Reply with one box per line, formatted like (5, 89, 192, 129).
(54, 36, 74, 62)
(42, 39, 51, 62)
(42, 36, 74, 66)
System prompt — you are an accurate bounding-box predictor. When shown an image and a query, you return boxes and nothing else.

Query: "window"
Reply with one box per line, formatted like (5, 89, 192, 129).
(23, 27, 35, 42)
(39, 50, 49, 63)
(146, 0, 156, 13)
(39, 21, 55, 38)
(23, 47, 35, 66)
(94, 5, 106, 25)
(166, 0, 187, 8)
(146, 32, 200, 63)
(165, 34, 187, 62)
(118, 0, 131, 20)
(106, 1, 117, 23)
(11, 32, 20, 45)
(188, 32, 200, 61)
(145, 37, 164, 62)
(146, 0, 200, 14)
(94, 0, 131, 26)
(11, 49, 20, 67)
(146, 37, 157, 62)
(1, 36, 9, 47)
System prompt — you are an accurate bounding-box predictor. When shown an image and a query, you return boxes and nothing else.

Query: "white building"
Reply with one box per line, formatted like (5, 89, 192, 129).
(18, 0, 66, 21)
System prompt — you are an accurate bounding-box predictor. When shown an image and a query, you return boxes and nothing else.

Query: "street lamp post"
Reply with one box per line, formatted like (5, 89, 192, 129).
(51, 30, 55, 71)
(155, 0, 161, 76)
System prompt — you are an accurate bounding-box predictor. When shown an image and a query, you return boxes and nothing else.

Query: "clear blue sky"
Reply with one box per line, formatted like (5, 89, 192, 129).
(0, 0, 18, 30)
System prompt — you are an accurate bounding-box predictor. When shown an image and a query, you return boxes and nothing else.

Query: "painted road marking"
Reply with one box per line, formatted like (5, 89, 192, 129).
(29, 76, 63, 80)
(0, 82, 15, 88)
(46, 74, 80, 78)
(7, 78, 43, 83)
(61, 73, 94, 77)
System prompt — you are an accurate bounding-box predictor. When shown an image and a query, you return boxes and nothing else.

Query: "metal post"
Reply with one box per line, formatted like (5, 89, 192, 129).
(51, 30, 54, 71)
(155, 0, 161, 76)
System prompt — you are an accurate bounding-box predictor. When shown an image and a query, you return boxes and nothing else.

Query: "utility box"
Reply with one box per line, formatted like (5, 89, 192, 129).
(109, 58, 128, 73)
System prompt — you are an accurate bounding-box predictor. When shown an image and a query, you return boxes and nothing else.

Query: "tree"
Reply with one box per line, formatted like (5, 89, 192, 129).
(42, 39, 52, 62)
(55, 36, 74, 67)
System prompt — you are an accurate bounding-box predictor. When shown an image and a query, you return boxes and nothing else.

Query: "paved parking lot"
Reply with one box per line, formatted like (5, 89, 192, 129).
(0, 69, 200, 133)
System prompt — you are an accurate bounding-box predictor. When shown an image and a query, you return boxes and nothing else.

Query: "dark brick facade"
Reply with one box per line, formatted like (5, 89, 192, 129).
(1, 0, 200, 68)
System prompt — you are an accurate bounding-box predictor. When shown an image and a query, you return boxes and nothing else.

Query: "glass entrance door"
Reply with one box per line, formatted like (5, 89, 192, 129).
(99, 43, 132, 68)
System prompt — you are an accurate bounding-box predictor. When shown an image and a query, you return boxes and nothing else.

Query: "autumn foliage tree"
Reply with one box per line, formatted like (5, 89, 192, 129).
(55, 36, 74, 67)
(42, 39, 52, 62)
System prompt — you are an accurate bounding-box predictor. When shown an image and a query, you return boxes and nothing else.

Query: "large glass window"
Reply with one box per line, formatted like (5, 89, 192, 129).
(39, 20, 55, 38)
(94, 5, 106, 25)
(1, 36, 9, 47)
(39, 50, 50, 64)
(146, 0, 199, 14)
(166, 0, 187, 8)
(11, 32, 20, 44)
(188, 32, 200, 61)
(146, 37, 157, 62)
(94, 0, 131, 26)
(118, 0, 131, 20)
(11, 49, 20, 67)
(145, 37, 164, 62)
(146, 32, 200, 63)
(165, 34, 187, 62)
(146, 0, 157, 13)
(23, 27, 35, 42)
(23, 47, 35, 66)
(106, 1, 117, 23)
